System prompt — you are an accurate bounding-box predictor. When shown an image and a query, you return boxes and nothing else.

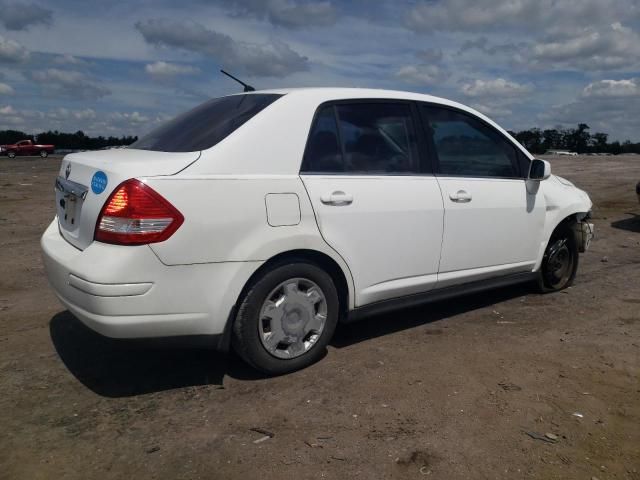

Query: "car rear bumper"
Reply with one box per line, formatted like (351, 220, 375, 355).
(41, 219, 262, 341)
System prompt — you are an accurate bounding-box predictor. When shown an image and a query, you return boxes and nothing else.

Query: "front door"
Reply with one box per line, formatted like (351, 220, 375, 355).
(300, 102, 444, 307)
(419, 104, 546, 288)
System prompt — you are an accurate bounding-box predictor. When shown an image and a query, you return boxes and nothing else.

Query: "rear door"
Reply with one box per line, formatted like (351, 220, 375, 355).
(419, 104, 545, 288)
(300, 101, 444, 307)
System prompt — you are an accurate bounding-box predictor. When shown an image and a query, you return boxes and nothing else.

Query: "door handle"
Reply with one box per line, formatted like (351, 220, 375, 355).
(320, 191, 353, 206)
(449, 190, 472, 203)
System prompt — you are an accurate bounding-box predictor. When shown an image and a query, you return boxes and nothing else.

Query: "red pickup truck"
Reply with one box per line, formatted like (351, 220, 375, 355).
(0, 139, 55, 158)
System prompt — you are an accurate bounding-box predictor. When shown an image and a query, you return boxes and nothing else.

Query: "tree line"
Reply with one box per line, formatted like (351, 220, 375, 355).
(0, 130, 137, 150)
(508, 124, 640, 155)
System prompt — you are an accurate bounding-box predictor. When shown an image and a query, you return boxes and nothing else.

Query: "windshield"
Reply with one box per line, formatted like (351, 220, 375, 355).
(130, 93, 283, 153)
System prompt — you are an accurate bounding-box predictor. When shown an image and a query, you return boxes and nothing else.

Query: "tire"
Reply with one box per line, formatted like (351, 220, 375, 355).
(7, 151, 16, 158)
(40, 150, 48, 158)
(537, 224, 579, 292)
(232, 261, 339, 375)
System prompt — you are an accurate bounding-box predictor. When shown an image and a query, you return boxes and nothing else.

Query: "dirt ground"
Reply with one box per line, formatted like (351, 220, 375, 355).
(1, 154, 639, 480)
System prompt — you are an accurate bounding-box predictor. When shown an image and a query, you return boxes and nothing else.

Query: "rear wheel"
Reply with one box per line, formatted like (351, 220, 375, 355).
(537, 225, 579, 292)
(232, 261, 339, 375)
(7, 150, 16, 158)
(39, 150, 48, 158)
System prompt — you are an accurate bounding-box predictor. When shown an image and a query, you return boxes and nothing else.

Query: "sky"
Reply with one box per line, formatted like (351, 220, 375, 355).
(1, 0, 640, 141)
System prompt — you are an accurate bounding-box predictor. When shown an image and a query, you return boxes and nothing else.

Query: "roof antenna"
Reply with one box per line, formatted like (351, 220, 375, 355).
(220, 69, 255, 92)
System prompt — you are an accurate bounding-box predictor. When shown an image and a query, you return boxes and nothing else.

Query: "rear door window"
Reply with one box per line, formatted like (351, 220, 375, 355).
(130, 94, 282, 153)
(301, 106, 343, 172)
(302, 102, 420, 174)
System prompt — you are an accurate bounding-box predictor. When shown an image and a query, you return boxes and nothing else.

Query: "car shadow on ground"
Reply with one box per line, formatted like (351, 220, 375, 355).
(50, 283, 532, 398)
(49, 311, 266, 398)
(611, 213, 640, 233)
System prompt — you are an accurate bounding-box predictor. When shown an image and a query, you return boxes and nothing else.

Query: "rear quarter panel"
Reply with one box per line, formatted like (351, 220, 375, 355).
(146, 175, 350, 276)
(147, 176, 306, 263)
(145, 175, 356, 307)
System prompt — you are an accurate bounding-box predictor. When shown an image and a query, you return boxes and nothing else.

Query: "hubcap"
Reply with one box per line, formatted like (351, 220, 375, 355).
(545, 238, 572, 288)
(258, 278, 328, 359)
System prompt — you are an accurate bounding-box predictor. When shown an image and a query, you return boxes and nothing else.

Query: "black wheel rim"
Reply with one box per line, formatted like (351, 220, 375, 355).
(544, 238, 573, 289)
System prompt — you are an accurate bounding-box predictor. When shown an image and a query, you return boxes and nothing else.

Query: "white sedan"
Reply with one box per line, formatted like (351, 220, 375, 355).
(42, 88, 594, 374)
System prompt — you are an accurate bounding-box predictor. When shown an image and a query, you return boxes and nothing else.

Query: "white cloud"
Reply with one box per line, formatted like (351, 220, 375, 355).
(457, 37, 525, 58)
(48, 107, 97, 120)
(0, 35, 30, 63)
(531, 23, 640, 70)
(135, 18, 309, 77)
(540, 77, 640, 140)
(407, 0, 543, 32)
(407, 1, 640, 73)
(28, 68, 111, 100)
(0, 1, 53, 31)
(109, 111, 150, 125)
(582, 78, 640, 97)
(0, 105, 16, 115)
(74, 108, 97, 120)
(395, 64, 448, 86)
(220, 0, 337, 28)
(406, 0, 639, 33)
(0, 104, 25, 128)
(1, 0, 640, 143)
(145, 61, 200, 77)
(0, 106, 169, 136)
(0, 82, 14, 94)
(462, 78, 532, 97)
(470, 103, 512, 117)
(96, 110, 171, 135)
(52, 54, 88, 66)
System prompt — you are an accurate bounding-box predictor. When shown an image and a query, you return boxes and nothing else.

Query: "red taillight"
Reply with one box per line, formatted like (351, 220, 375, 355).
(95, 179, 184, 245)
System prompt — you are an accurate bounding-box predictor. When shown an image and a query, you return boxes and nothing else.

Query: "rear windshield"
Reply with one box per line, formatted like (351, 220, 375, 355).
(130, 93, 283, 152)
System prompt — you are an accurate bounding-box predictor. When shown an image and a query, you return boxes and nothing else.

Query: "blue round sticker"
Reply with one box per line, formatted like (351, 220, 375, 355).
(91, 171, 108, 194)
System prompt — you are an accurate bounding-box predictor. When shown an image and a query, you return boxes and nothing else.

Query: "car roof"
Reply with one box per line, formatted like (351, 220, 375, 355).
(246, 87, 526, 153)
(187, 87, 532, 175)
(245, 87, 453, 105)
(242, 87, 500, 131)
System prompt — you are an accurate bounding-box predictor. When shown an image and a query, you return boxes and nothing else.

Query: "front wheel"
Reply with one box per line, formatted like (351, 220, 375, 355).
(39, 150, 48, 158)
(232, 261, 339, 375)
(7, 151, 16, 158)
(537, 225, 579, 292)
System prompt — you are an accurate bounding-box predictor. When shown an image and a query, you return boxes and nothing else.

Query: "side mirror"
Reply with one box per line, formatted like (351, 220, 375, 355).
(528, 159, 551, 181)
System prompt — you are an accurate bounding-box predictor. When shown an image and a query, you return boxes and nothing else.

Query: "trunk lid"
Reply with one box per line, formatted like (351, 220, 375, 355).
(54, 148, 199, 250)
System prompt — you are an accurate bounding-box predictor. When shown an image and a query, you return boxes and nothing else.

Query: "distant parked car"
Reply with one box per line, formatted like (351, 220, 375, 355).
(546, 150, 578, 156)
(0, 139, 55, 158)
(636, 181, 640, 203)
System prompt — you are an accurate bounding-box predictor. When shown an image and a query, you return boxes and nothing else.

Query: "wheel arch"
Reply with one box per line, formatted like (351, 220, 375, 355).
(243, 249, 351, 317)
(534, 209, 590, 271)
(217, 248, 353, 352)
